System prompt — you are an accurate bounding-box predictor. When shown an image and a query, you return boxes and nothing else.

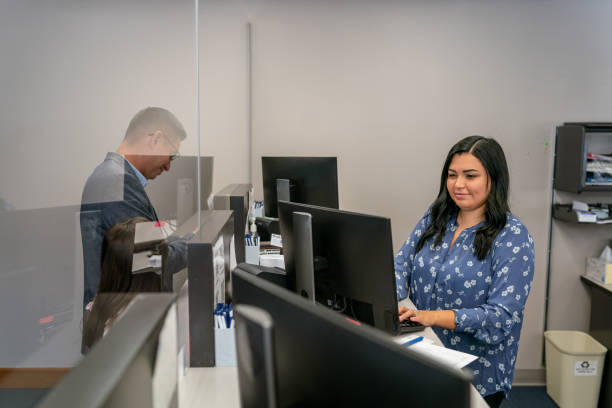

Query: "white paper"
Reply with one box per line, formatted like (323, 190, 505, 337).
(393, 334, 433, 345)
(229, 235, 237, 272)
(259, 254, 285, 269)
(575, 210, 597, 222)
(408, 342, 478, 370)
(270, 234, 283, 248)
(600, 246, 612, 263)
(213, 236, 225, 305)
(572, 200, 590, 212)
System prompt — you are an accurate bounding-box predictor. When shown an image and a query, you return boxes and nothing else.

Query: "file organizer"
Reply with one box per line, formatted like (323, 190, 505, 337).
(183, 210, 236, 367)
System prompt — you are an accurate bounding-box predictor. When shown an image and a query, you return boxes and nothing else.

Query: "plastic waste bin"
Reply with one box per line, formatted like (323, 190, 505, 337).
(544, 330, 607, 408)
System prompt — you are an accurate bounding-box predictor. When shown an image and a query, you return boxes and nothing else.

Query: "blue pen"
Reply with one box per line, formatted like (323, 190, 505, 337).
(402, 336, 424, 347)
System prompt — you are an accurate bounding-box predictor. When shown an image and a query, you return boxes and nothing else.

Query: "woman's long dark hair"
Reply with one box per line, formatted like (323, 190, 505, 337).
(82, 217, 168, 352)
(415, 136, 510, 260)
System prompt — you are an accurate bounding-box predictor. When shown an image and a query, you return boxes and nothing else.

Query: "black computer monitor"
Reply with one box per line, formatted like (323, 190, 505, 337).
(232, 267, 472, 407)
(179, 210, 236, 367)
(261, 157, 338, 218)
(278, 200, 401, 334)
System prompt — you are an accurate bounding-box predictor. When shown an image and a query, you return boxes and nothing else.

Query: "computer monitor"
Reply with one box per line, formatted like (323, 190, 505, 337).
(232, 268, 472, 407)
(213, 183, 252, 264)
(38, 294, 178, 408)
(261, 157, 338, 218)
(278, 200, 401, 335)
(177, 210, 236, 367)
(145, 156, 214, 226)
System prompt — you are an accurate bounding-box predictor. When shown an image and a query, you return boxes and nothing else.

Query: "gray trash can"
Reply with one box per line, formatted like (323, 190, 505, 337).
(544, 330, 607, 408)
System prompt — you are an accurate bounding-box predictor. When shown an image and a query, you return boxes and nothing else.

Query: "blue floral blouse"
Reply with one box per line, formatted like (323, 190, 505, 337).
(395, 210, 534, 398)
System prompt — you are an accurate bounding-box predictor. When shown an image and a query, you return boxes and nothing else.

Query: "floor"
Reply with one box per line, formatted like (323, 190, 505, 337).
(504, 386, 558, 408)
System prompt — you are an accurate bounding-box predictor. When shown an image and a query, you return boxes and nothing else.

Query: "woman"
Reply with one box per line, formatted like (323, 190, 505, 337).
(395, 136, 534, 407)
(82, 217, 168, 352)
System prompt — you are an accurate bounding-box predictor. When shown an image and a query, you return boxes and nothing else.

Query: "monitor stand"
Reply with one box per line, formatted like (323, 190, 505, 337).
(276, 178, 291, 203)
(234, 305, 278, 408)
(292, 211, 316, 303)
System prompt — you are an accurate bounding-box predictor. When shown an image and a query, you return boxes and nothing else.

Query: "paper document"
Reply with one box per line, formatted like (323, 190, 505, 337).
(393, 334, 477, 369)
(394, 334, 433, 345)
(572, 200, 590, 212)
(575, 210, 597, 223)
(259, 254, 284, 269)
(409, 342, 478, 369)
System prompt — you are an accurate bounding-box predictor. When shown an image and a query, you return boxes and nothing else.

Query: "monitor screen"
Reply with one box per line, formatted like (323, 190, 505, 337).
(232, 268, 472, 407)
(278, 200, 401, 334)
(261, 157, 338, 218)
(213, 183, 252, 264)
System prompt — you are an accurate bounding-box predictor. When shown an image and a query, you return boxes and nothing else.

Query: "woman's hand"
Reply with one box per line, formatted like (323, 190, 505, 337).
(398, 306, 457, 330)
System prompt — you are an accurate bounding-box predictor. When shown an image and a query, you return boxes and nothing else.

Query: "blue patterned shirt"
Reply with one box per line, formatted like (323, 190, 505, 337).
(395, 210, 534, 398)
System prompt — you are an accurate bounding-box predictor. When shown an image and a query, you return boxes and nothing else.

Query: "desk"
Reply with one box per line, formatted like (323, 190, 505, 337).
(581, 275, 612, 408)
(184, 297, 488, 408)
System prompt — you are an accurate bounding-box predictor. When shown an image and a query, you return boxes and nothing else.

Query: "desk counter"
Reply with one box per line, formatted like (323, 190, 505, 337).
(184, 298, 488, 408)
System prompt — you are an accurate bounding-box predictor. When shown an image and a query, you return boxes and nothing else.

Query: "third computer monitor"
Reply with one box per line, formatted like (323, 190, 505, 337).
(277, 200, 402, 335)
(261, 156, 338, 218)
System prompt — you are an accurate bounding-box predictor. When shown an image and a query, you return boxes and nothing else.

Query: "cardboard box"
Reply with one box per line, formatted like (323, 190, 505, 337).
(586, 257, 612, 284)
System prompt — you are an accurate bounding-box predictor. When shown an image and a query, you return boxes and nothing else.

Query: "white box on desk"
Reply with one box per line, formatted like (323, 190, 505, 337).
(214, 328, 237, 366)
(585, 257, 612, 284)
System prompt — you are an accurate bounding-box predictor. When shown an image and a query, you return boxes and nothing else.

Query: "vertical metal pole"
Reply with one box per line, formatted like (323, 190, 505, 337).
(195, 0, 201, 228)
(247, 22, 253, 185)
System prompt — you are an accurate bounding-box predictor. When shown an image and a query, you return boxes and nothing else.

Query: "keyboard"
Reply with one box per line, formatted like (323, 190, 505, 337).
(399, 319, 424, 334)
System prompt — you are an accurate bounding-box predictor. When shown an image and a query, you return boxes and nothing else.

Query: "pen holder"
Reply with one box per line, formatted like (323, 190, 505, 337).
(214, 328, 236, 366)
(245, 243, 260, 265)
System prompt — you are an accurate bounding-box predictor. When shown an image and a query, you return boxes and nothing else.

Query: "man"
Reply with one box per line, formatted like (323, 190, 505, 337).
(80, 107, 187, 308)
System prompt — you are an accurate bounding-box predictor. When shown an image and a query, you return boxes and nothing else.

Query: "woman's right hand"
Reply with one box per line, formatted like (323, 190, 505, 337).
(398, 306, 417, 322)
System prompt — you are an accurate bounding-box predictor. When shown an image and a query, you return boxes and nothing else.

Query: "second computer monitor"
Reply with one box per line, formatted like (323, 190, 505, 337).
(278, 200, 401, 334)
(261, 156, 338, 218)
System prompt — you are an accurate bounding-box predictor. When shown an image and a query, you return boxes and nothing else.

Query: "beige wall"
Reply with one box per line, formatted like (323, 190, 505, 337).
(3, 0, 612, 372)
(0, 0, 251, 211)
(242, 0, 612, 370)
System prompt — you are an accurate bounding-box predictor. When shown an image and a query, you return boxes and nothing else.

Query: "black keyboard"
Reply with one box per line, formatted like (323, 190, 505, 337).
(399, 319, 424, 334)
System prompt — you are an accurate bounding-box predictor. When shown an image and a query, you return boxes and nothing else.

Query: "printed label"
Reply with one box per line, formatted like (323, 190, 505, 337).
(575, 360, 598, 376)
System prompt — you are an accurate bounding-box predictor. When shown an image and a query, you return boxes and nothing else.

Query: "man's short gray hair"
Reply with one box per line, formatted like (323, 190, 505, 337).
(124, 107, 187, 143)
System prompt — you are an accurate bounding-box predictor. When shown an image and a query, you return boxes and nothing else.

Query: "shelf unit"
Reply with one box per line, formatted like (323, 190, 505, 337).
(554, 122, 612, 193)
(547, 122, 612, 408)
